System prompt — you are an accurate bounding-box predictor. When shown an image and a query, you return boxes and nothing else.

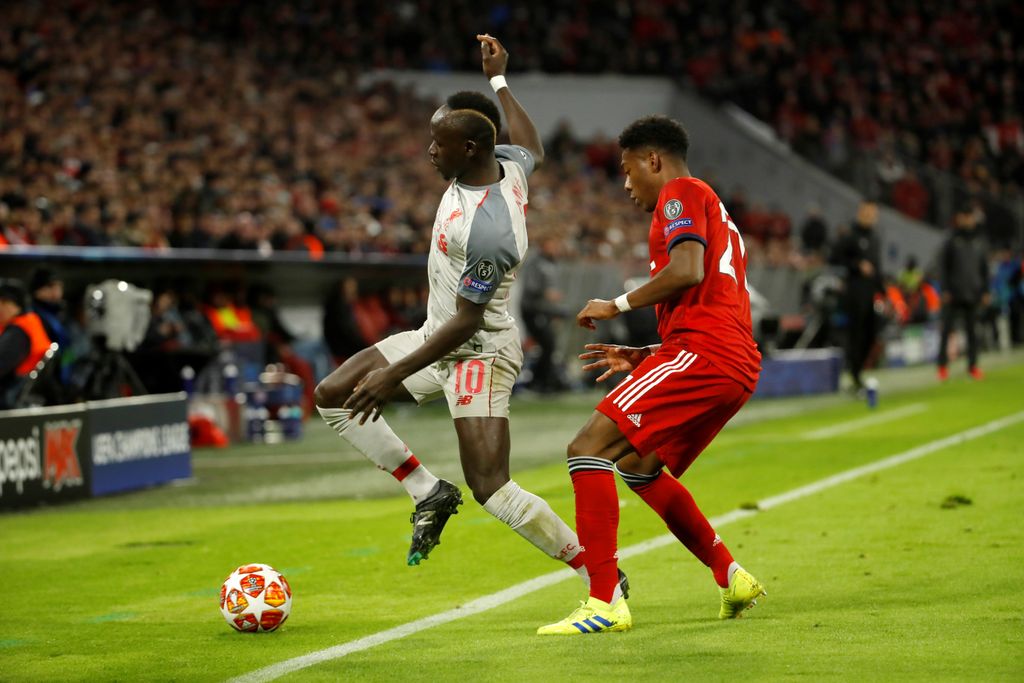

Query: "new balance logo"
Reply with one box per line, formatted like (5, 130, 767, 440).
(626, 413, 642, 427)
(456, 395, 474, 406)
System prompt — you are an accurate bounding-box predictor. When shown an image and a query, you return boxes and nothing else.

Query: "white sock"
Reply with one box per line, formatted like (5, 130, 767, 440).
(727, 561, 741, 585)
(317, 406, 438, 502)
(482, 480, 622, 602)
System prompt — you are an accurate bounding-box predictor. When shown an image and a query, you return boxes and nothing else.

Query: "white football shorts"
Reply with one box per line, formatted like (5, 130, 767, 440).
(375, 328, 522, 419)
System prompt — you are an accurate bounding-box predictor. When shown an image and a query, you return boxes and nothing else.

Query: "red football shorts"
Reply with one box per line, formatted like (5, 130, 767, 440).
(596, 345, 752, 477)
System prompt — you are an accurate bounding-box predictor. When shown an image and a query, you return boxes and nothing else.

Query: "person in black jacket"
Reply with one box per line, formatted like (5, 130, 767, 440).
(519, 234, 569, 393)
(836, 201, 884, 391)
(937, 207, 990, 380)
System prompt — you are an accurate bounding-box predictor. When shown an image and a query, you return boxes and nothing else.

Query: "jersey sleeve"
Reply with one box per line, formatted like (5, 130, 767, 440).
(495, 144, 536, 177)
(456, 192, 521, 304)
(658, 179, 708, 254)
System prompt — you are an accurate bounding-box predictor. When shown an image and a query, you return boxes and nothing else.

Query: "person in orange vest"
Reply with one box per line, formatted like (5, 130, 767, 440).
(202, 285, 262, 343)
(0, 279, 54, 408)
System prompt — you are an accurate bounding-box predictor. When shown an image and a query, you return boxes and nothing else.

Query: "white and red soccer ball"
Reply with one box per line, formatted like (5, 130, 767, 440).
(219, 563, 292, 632)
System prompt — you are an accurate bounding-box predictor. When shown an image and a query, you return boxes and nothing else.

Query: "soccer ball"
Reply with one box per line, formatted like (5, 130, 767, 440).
(219, 563, 292, 632)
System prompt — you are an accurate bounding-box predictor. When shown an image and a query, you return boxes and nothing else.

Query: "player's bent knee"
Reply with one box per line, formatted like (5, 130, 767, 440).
(567, 433, 613, 460)
(566, 436, 588, 459)
(315, 347, 389, 408)
(313, 380, 340, 409)
(567, 431, 631, 462)
(314, 373, 354, 409)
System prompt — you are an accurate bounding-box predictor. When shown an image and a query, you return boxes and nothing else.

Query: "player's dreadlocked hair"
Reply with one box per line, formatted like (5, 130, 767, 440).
(446, 91, 502, 137)
(618, 115, 689, 161)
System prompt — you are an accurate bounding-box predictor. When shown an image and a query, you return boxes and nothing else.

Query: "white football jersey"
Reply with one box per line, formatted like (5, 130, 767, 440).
(424, 144, 535, 358)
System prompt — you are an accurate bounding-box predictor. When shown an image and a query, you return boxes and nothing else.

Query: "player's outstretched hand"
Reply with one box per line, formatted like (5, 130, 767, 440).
(579, 344, 651, 382)
(476, 34, 508, 78)
(343, 367, 399, 424)
(576, 298, 619, 330)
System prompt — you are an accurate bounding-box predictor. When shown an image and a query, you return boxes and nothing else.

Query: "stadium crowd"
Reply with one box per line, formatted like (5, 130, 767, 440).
(2, 0, 1022, 257)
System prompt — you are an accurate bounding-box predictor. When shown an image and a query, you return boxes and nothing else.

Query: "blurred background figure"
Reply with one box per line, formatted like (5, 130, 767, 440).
(519, 234, 570, 393)
(29, 269, 69, 351)
(799, 204, 829, 261)
(835, 201, 883, 391)
(322, 277, 386, 366)
(134, 284, 217, 394)
(249, 283, 316, 415)
(202, 283, 262, 344)
(0, 279, 54, 408)
(991, 249, 1024, 347)
(937, 205, 990, 380)
(29, 268, 75, 388)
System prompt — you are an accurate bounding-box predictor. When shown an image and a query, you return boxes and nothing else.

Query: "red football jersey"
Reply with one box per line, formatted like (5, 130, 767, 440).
(648, 177, 761, 391)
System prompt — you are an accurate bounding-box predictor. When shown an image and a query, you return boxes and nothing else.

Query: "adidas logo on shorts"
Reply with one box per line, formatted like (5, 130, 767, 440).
(626, 413, 642, 427)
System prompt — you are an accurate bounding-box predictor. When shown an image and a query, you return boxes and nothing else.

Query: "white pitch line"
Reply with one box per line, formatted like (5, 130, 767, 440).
(229, 409, 1024, 683)
(802, 403, 928, 440)
(194, 453, 349, 469)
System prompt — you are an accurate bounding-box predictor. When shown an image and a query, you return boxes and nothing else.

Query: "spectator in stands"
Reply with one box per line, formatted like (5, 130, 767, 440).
(2, 0, 1022, 256)
(835, 201, 884, 391)
(890, 170, 931, 222)
(519, 234, 570, 393)
(937, 207, 991, 381)
(0, 279, 53, 408)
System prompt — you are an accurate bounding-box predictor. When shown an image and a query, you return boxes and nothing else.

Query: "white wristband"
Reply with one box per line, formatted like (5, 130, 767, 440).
(614, 294, 632, 313)
(489, 75, 508, 92)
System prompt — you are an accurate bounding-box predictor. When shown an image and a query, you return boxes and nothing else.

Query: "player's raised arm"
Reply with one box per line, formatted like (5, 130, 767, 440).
(477, 34, 544, 167)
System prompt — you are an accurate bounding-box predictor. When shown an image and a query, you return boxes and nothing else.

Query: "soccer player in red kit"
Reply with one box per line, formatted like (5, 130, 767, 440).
(538, 115, 765, 635)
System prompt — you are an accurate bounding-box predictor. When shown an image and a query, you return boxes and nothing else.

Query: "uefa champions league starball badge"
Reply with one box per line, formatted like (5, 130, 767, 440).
(663, 199, 683, 220)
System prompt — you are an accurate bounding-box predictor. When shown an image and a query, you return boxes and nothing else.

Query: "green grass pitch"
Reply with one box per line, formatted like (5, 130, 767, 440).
(3, 359, 1024, 681)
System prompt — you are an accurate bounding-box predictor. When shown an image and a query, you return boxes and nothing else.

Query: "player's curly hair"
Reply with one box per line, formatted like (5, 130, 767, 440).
(446, 91, 502, 136)
(619, 115, 689, 161)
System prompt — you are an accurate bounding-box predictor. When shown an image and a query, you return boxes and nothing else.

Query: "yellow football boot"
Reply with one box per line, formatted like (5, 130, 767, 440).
(537, 597, 632, 635)
(719, 568, 766, 619)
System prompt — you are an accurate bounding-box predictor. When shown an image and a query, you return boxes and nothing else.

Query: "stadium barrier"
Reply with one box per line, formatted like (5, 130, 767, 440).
(753, 348, 843, 398)
(0, 393, 190, 510)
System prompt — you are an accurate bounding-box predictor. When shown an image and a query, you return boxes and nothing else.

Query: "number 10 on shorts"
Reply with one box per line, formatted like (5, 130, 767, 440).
(453, 360, 487, 395)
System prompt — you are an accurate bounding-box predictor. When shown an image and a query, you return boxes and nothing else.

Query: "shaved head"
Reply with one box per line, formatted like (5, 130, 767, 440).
(428, 105, 498, 180)
(433, 106, 496, 152)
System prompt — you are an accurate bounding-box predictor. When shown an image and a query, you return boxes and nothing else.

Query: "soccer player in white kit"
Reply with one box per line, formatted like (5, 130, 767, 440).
(315, 35, 627, 602)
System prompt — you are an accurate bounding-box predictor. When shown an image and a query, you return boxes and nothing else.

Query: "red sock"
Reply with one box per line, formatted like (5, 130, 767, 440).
(565, 551, 586, 571)
(628, 471, 734, 587)
(568, 457, 619, 603)
(391, 454, 421, 481)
